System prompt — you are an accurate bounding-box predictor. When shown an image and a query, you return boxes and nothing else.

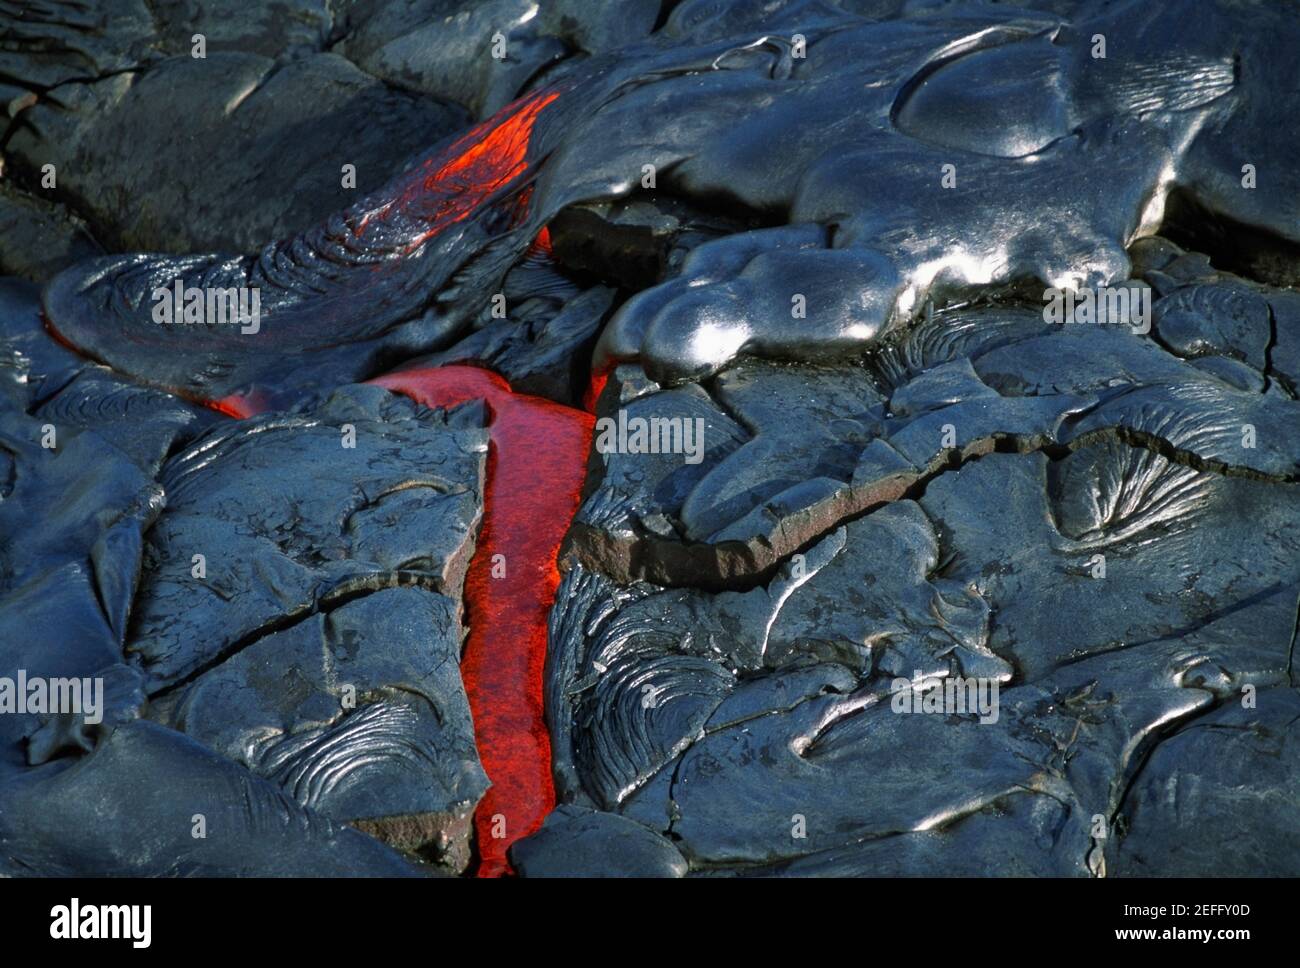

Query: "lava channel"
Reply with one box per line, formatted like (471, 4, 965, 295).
(372, 365, 593, 877)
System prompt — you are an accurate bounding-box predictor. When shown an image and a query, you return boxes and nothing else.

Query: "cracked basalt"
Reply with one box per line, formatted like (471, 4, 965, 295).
(0, 359, 490, 872)
(535, 258, 1299, 875)
(540, 443, 1297, 873)
(567, 293, 1300, 589)
(149, 586, 490, 873)
(128, 384, 487, 691)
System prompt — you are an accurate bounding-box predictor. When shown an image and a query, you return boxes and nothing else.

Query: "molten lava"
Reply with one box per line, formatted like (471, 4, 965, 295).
(530, 224, 553, 257)
(201, 361, 597, 879)
(583, 367, 610, 414)
(357, 87, 562, 253)
(372, 366, 592, 877)
(207, 392, 265, 420)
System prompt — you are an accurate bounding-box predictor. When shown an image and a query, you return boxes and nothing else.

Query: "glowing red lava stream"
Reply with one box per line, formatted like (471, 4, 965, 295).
(372, 366, 592, 877)
(202, 362, 594, 877)
(357, 91, 591, 876)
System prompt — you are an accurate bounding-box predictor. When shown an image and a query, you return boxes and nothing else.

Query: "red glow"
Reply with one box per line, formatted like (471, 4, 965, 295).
(583, 367, 610, 414)
(530, 224, 553, 257)
(44, 306, 272, 421)
(40, 312, 82, 354)
(356, 88, 561, 253)
(371, 365, 592, 877)
(207, 392, 260, 419)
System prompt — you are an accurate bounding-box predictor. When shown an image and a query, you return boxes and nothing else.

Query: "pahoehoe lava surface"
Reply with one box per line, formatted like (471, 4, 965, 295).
(1, 0, 1299, 878)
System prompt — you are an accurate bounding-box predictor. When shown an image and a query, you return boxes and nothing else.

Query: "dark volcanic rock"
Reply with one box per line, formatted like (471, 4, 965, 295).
(149, 0, 334, 60)
(1111, 688, 1300, 876)
(549, 503, 1008, 815)
(549, 489, 1295, 873)
(336, 0, 661, 118)
(127, 384, 487, 690)
(6, 52, 470, 255)
(41, 1, 1300, 409)
(547, 193, 752, 290)
(0, 181, 102, 283)
(410, 284, 617, 406)
(1152, 283, 1272, 371)
(0, 0, 154, 92)
(34, 368, 209, 475)
(510, 804, 688, 877)
(0, 404, 163, 767)
(151, 587, 489, 871)
(0, 719, 422, 876)
(554, 281, 1299, 875)
(0, 374, 488, 873)
(0, 276, 88, 409)
(918, 449, 1299, 682)
(0, 304, 490, 873)
(573, 284, 1300, 581)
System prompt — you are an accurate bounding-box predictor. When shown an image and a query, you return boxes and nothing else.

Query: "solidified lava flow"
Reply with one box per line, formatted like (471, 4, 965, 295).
(38, 84, 566, 414)
(371, 365, 593, 877)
